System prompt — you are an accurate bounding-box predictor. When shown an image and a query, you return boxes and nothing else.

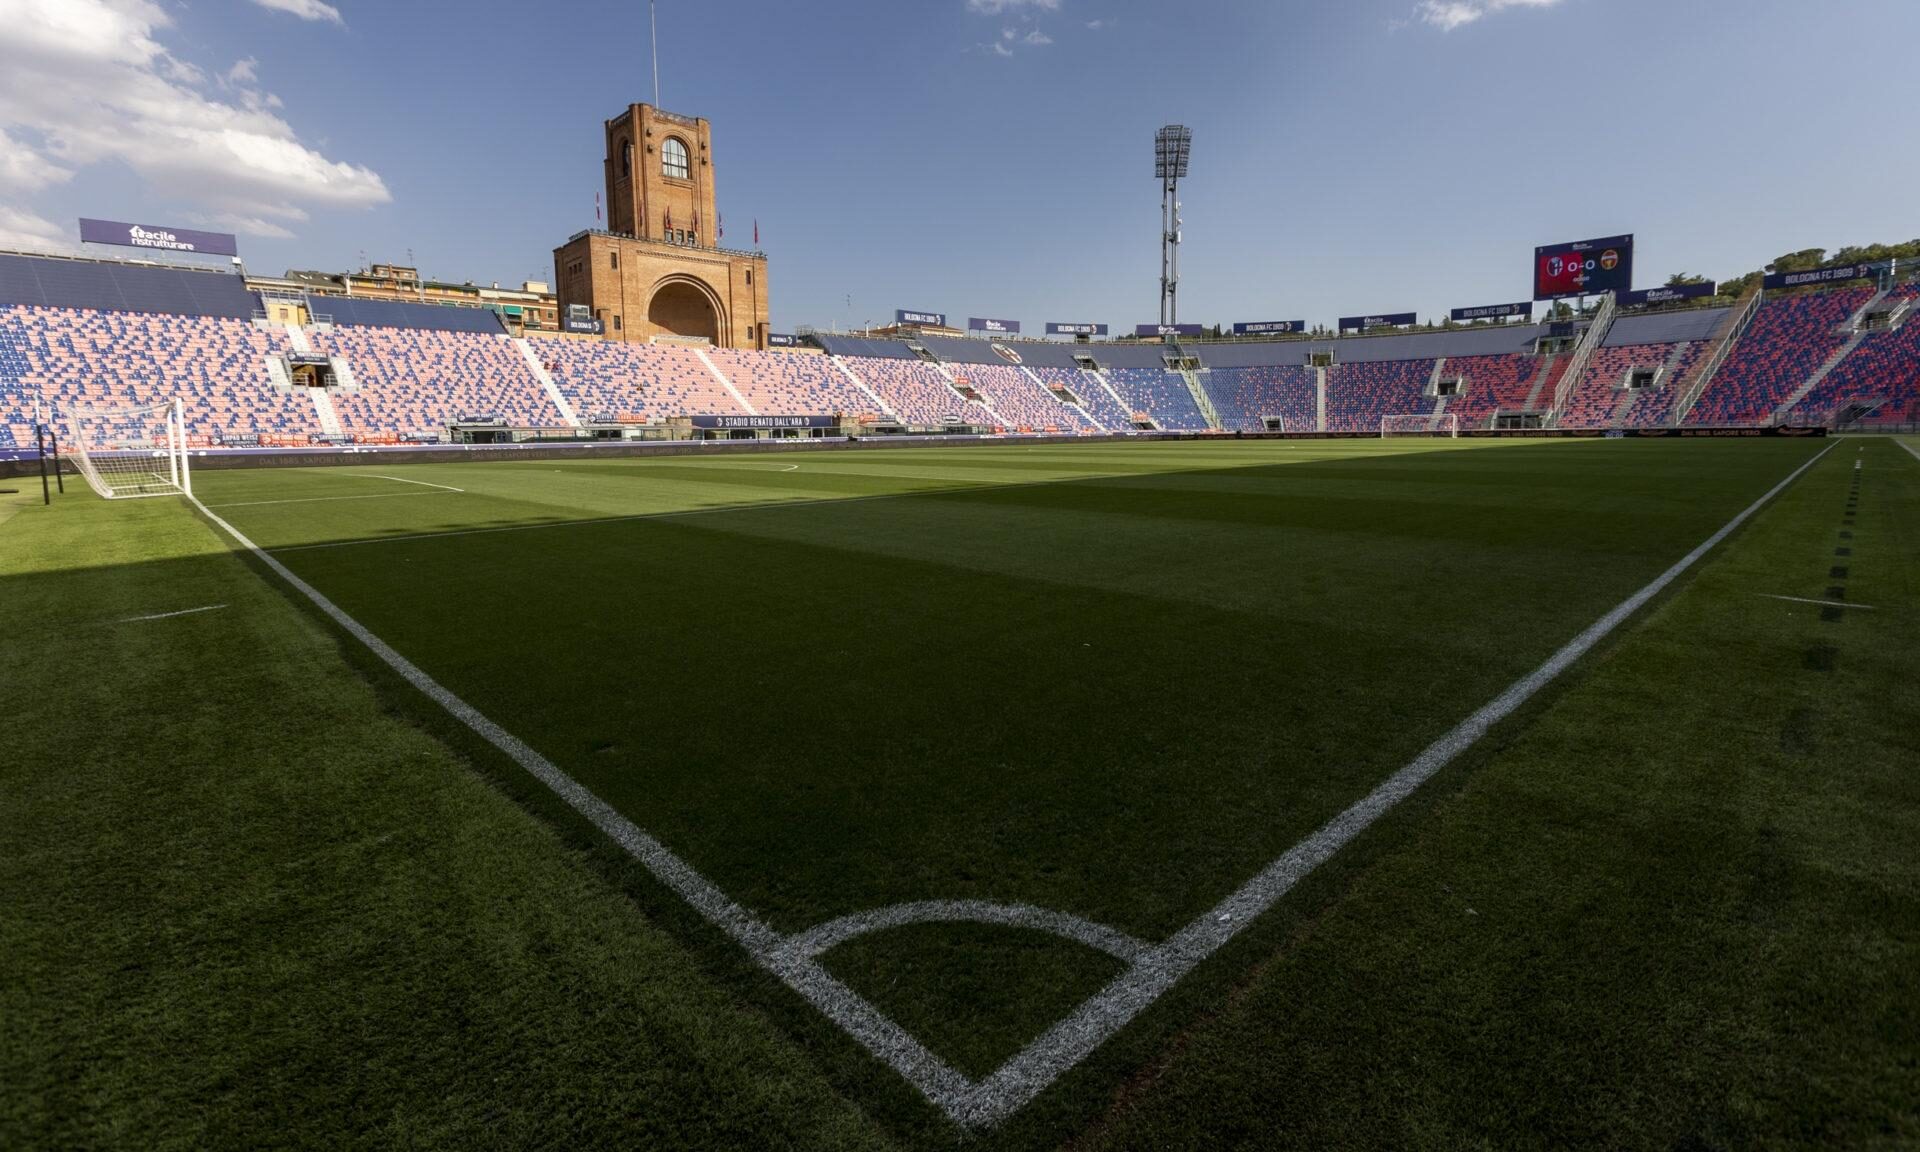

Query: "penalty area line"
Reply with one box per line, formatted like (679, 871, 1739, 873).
(1759, 594, 1877, 611)
(114, 604, 227, 624)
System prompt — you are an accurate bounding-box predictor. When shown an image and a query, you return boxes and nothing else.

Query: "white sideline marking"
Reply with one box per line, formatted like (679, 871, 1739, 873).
(191, 440, 1837, 1130)
(116, 604, 227, 624)
(772, 464, 800, 472)
(1897, 438, 1920, 465)
(1759, 595, 1877, 611)
(208, 491, 456, 509)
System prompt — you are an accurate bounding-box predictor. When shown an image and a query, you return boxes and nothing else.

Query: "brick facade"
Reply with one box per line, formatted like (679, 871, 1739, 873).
(554, 104, 768, 350)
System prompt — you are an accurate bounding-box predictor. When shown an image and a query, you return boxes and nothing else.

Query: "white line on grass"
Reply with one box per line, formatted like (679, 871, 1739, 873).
(115, 604, 227, 624)
(208, 491, 458, 509)
(1758, 594, 1877, 611)
(1897, 438, 1920, 465)
(355, 473, 466, 492)
(189, 439, 1837, 1130)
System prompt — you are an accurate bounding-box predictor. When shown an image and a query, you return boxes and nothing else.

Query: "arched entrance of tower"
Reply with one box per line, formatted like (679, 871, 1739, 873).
(647, 278, 721, 344)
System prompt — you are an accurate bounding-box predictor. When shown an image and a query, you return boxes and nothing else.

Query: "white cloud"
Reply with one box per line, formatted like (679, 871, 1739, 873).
(0, 0, 389, 238)
(1415, 0, 1564, 31)
(1085, 19, 1106, 30)
(965, 0, 1058, 13)
(0, 204, 70, 250)
(249, 0, 343, 25)
(1024, 29, 1052, 45)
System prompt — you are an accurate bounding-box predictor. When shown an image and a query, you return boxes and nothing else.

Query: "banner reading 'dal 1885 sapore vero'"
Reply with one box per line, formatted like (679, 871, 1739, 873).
(79, 218, 240, 257)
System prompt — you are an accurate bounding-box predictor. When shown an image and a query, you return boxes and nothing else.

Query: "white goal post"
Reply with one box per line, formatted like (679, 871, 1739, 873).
(64, 398, 193, 500)
(1380, 413, 1459, 438)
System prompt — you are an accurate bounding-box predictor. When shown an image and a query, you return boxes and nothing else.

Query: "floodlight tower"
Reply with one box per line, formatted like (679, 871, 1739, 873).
(1155, 125, 1192, 327)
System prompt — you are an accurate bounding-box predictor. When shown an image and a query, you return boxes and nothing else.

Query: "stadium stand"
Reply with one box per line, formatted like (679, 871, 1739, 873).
(0, 304, 313, 445)
(1028, 365, 1135, 431)
(528, 336, 743, 424)
(841, 356, 997, 425)
(1427, 354, 1541, 430)
(704, 348, 877, 418)
(1204, 365, 1316, 431)
(317, 296, 506, 334)
(1106, 367, 1208, 430)
(1780, 282, 1920, 425)
(315, 325, 564, 434)
(1324, 358, 1434, 432)
(944, 362, 1090, 431)
(1558, 343, 1703, 429)
(1686, 286, 1873, 426)
(0, 252, 259, 320)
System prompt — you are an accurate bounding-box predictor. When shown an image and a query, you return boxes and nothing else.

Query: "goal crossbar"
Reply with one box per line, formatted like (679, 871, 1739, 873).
(65, 397, 192, 500)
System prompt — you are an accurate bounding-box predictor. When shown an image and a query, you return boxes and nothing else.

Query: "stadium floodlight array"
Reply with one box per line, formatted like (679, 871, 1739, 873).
(65, 398, 192, 499)
(1380, 412, 1459, 438)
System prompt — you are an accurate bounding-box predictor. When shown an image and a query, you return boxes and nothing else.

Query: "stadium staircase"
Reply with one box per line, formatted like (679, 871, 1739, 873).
(1669, 286, 1761, 426)
(1314, 366, 1328, 431)
(694, 347, 758, 416)
(1176, 362, 1223, 430)
(827, 356, 901, 422)
(1426, 358, 1448, 421)
(1024, 365, 1106, 431)
(1770, 330, 1868, 425)
(1520, 353, 1560, 413)
(1084, 367, 1134, 425)
(1547, 293, 1617, 427)
(515, 339, 581, 427)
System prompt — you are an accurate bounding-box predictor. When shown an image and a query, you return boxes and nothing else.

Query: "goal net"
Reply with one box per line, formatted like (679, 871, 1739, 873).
(65, 399, 192, 500)
(1380, 413, 1459, 438)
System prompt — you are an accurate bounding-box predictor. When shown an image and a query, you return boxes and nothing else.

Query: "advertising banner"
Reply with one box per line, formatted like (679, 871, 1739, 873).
(1045, 322, 1109, 336)
(895, 309, 946, 327)
(1337, 312, 1416, 331)
(1232, 320, 1307, 335)
(79, 218, 240, 257)
(1450, 302, 1533, 322)
(1133, 323, 1204, 338)
(968, 317, 1022, 335)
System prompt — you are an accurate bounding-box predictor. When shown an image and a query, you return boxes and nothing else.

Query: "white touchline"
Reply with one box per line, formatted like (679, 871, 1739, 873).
(1759, 595, 1877, 611)
(115, 604, 228, 624)
(189, 439, 1836, 1130)
(1897, 438, 1920, 465)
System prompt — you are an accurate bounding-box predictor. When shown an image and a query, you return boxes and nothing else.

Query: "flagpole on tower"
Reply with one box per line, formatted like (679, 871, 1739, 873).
(651, 1, 661, 108)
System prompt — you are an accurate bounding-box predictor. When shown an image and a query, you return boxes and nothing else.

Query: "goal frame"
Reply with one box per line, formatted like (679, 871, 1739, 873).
(1380, 413, 1459, 439)
(65, 397, 193, 500)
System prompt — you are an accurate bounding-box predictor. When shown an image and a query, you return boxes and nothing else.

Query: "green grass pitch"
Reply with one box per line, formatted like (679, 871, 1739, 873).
(4, 437, 1915, 1149)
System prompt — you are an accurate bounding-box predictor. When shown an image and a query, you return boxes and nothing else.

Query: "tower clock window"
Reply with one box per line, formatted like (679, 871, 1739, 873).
(662, 137, 690, 180)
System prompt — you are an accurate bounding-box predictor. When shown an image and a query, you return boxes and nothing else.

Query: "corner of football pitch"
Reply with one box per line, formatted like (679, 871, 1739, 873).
(4, 437, 1914, 1149)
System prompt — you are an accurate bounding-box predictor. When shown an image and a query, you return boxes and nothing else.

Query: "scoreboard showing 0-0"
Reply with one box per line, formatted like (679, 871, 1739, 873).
(1534, 234, 1633, 300)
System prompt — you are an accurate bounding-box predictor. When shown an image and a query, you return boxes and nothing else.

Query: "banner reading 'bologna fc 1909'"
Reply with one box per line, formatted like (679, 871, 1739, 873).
(1762, 264, 1874, 291)
(1534, 234, 1633, 300)
(1450, 302, 1533, 322)
(1232, 321, 1307, 335)
(79, 218, 240, 257)
(1046, 322, 1109, 336)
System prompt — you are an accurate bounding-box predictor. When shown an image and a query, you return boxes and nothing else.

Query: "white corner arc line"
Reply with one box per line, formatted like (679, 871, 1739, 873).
(1759, 594, 1877, 611)
(115, 604, 227, 624)
(788, 902, 1150, 964)
(188, 439, 1837, 1130)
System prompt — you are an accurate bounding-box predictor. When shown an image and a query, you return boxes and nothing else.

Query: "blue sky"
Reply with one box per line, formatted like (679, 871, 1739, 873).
(1, 0, 1915, 332)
